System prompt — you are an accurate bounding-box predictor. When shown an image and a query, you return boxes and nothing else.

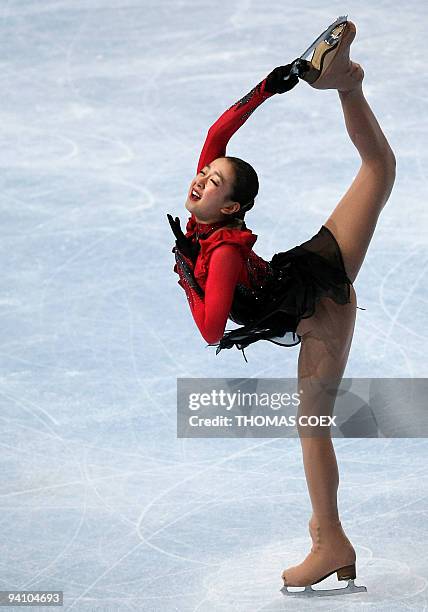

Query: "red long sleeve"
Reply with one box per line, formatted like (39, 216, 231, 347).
(196, 76, 274, 174)
(177, 244, 244, 344)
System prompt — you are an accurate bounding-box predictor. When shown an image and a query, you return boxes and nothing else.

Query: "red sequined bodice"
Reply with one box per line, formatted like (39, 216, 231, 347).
(244, 249, 273, 291)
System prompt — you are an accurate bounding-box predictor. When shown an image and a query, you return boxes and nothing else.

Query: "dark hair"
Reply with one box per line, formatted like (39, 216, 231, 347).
(220, 156, 259, 220)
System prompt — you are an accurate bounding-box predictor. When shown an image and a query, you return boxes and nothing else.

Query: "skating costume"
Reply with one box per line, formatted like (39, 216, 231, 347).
(172, 74, 364, 361)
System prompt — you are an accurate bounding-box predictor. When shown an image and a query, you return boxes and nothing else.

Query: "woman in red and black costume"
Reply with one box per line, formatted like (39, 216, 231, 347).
(168, 54, 360, 363)
(168, 24, 394, 367)
(168, 19, 396, 594)
(167, 60, 326, 362)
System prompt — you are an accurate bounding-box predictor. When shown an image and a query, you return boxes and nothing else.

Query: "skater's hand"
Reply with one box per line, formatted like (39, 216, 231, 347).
(264, 59, 311, 94)
(167, 213, 187, 245)
(167, 213, 200, 262)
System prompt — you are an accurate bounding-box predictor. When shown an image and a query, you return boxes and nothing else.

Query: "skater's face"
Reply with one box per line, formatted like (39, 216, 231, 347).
(185, 158, 241, 222)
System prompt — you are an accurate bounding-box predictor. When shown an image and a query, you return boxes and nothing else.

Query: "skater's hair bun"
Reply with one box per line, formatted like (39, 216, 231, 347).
(221, 156, 258, 220)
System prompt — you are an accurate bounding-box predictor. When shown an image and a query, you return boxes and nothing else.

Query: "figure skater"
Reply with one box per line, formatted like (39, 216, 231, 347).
(167, 18, 395, 595)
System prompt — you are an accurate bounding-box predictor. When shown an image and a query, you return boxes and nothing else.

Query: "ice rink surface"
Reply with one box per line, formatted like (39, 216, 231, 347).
(1, 0, 427, 610)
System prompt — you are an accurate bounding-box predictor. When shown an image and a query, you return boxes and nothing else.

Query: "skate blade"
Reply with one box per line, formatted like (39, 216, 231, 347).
(299, 15, 348, 61)
(286, 15, 348, 79)
(280, 578, 367, 597)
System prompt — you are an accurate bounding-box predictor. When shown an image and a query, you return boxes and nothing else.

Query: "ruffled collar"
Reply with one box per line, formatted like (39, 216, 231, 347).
(185, 214, 232, 240)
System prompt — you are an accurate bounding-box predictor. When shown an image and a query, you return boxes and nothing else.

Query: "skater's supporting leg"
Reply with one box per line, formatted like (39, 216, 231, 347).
(324, 84, 396, 283)
(296, 285, 357, 520)
(281, 287, 358, 587)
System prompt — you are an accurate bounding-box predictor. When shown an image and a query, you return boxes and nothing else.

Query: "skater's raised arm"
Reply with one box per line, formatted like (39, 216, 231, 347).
(196, 62, 302, 173)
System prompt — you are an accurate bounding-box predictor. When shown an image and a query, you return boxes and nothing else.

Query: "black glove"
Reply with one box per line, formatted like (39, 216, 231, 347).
(167, 213, 200, 262)
(264, 59, 311, 94)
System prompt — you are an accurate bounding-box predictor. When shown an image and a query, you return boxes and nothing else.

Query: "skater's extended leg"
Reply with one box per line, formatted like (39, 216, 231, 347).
(323, 85, 396, 284)
(302, 21, 396, 284)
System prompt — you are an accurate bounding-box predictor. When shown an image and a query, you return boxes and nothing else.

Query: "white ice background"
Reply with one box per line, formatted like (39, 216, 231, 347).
(1, 1, 427, 610)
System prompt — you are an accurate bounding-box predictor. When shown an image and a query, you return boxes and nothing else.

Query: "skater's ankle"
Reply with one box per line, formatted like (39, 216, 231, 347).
(338, 83, 363, 98)
(310, 513, 341, 528)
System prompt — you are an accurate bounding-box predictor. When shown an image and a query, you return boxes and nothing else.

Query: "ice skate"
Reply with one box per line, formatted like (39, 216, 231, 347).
(280, 518, 367, 597)
(302, 20, 363, 91)
(288, 17, 363, 92)
(286, 15, 348, 78)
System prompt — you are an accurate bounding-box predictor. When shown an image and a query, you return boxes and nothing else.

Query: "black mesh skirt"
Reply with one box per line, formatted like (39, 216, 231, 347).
(212, 225, 362, 361)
